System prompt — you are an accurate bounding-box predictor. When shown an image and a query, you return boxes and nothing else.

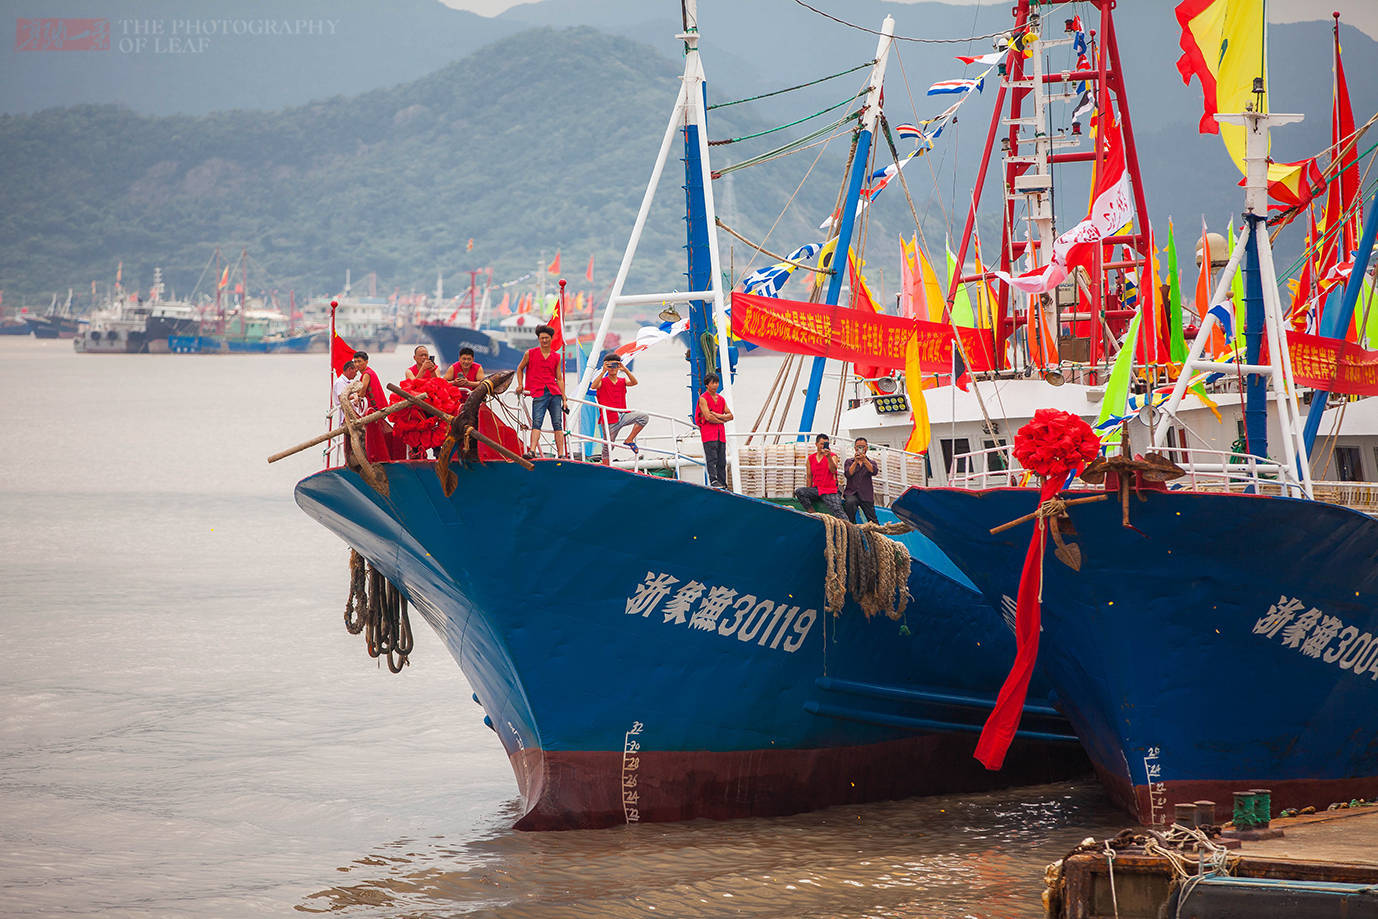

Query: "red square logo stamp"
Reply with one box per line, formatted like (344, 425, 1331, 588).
(16, 18, 110, 51)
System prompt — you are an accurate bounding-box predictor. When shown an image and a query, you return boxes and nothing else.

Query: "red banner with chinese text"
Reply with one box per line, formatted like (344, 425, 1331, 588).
(731, 292, 994, 373)
(1286, 331, 1378, 395)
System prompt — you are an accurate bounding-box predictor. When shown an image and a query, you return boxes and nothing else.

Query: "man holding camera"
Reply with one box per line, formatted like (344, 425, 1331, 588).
(591, 353, 648, 464)
(793, 433, 845, 518)
(843, 437, 879, 524)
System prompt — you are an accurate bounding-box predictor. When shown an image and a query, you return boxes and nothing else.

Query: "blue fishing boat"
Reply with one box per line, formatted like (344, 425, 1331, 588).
(290, 2, 1093, 829)
(420, 321, 527, 371)
(297, 460, 1087, 829)
(893, 102, 1378, 824)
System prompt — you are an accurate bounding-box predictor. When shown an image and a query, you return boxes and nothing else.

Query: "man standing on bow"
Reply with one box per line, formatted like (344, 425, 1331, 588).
(516, 325, 565, 457)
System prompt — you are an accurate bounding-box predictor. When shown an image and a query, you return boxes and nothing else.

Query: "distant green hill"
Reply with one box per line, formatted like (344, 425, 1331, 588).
(0, 26, 838, 304)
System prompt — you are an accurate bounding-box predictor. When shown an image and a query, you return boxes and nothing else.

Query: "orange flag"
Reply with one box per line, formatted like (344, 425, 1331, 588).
(547, 251, 561, 274)
(586, 254, 595, 283)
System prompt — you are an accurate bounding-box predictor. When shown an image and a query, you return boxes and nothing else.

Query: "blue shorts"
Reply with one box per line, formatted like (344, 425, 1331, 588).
(531, 392, 564, 431)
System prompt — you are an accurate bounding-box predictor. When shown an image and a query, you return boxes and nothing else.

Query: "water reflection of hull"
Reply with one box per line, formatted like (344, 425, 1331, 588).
(295, 460, 1089, 830)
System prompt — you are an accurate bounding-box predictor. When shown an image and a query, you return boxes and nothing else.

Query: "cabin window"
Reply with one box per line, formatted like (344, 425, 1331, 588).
(1335, 446, 1364, 482)
(982, 439, 1009, 472)
(941, 438, 973, 477)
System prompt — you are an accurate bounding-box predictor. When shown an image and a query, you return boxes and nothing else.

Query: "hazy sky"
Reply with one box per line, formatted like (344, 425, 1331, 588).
(438, 0, 1378, 40)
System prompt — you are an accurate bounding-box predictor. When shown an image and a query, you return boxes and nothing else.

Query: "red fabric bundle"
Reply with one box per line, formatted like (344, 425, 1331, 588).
(388, 377, 466, 450)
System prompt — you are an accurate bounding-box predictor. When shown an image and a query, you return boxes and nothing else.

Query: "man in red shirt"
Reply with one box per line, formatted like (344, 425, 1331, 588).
(444, 346, 485, 397)
(696, 371, 733, 488)
(515, 325, 565, 457)
(591, 353, 648, 464)
(352, 350, 400, 461)
(793, 433, 845, 517)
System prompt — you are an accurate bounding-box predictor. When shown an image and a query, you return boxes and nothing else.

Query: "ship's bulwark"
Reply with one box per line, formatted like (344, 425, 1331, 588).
(296, 460, 1090, 830)
(893, 486, 1378, 826)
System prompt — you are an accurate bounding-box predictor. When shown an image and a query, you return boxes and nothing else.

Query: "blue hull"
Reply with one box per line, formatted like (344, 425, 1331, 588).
(420, 324, 580, 372)
(893, 486, 1378, 824)
(295, 460, 1089, 829)
(168, 333, 318, 353)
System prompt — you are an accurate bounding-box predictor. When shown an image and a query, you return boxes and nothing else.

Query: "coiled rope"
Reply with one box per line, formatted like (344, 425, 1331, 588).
(344, 549, 414, 673)
(820, 517, 912, 619)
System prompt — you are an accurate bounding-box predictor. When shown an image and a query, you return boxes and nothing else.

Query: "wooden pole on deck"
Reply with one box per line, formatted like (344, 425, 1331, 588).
(267, 395, 429, 464)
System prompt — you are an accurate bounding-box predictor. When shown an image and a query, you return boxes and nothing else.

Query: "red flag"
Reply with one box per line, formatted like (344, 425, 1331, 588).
(847, 249, 884, 380)
(586, 254, 595, 283)
(1333, 22, 1359, 254)
(547, 251, 561, 274)
(331, 335, 357, 375)
(550, 285, 566, 350)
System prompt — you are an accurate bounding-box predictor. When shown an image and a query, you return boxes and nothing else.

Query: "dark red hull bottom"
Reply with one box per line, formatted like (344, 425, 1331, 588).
(511, 734, 1091, 830)
(1092, 763, 1378, 826)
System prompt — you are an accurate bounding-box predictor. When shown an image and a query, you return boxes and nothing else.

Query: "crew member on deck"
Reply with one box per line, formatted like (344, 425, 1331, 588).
(696, 372, 732, 489)
(843, 437, 879, 524)
(444, 346, 485, 396)
(352, 350, 400, 461)
(404, 345, 431, 380)
(591, 353, 648, 464)
(516, 325, 565, 458)
(794, 434, 845, 518)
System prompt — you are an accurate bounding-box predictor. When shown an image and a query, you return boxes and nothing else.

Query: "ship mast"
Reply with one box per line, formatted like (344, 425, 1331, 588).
(948, 0, 1154, 378)
(796, 14, 895, 437)
(575, 0, 736, 489)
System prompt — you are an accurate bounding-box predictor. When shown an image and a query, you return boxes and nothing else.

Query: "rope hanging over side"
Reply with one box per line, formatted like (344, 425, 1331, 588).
(820, 517, 912, 620)
(343, 549, 414, 673)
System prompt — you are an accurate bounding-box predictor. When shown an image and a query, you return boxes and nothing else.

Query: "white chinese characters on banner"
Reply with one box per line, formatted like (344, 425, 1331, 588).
(625, 571, 818, 654)
(1253, 594, 1378, 680)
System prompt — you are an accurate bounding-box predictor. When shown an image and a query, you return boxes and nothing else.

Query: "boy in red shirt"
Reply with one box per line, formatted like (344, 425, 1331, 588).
(696, 372, 733, 488)
(794, 433, 845, 518)
(591, 353, 648, 464)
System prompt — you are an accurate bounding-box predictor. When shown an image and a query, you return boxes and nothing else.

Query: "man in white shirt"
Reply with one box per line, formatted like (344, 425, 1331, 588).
(332, 359, 367, 465)
(333, 359, 365, 425)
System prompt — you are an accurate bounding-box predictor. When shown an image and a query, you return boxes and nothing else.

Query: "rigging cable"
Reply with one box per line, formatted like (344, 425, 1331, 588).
(711, 91, 865, 146)
(708, 60, 875, 110)
(791, 0, 1015, 44)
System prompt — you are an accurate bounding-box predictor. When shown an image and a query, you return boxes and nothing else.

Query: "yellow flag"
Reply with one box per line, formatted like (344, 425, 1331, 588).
(903, 332, 931, 453)
(1177, 0, 1267, 175)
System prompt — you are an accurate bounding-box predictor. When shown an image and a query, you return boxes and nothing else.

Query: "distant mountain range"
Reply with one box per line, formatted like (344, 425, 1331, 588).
(1, 1, 1374, 304)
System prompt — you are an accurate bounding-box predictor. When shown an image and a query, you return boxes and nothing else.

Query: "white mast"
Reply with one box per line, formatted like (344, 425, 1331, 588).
(576, 0, 734, 488)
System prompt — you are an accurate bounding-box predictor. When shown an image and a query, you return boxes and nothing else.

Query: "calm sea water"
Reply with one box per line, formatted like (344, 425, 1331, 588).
(0, 336, 1126, 918)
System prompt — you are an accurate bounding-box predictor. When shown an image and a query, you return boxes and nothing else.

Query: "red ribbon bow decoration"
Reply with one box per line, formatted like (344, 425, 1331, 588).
(974, 409, 1100, 770)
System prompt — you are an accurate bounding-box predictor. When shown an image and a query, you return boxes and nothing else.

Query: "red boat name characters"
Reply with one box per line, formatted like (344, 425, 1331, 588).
(1254, 594, 1378, 680)
(625, 571, 818, 653)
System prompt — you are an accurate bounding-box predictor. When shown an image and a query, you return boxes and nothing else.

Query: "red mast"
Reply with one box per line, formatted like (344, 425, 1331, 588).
(239, 248, 248, 340)
(214, 247, 225, 338)
(946, 0, 1153, 377)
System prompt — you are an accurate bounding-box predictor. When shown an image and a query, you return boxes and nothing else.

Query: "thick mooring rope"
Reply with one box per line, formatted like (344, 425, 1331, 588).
(344, 549, 414, 673)
(820, 517, 912, 620)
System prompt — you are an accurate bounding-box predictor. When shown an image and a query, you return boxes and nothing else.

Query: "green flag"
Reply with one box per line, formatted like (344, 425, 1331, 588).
(1166, 219, 1187, 362)
(1096, 312, 1142, 449)
(1228, 219, 1245, 352)
(946, 240, 976, 327)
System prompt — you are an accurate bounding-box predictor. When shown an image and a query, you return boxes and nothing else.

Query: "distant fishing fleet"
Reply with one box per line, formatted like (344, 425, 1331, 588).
(6, 251, 613, 362)
(276, 0, 1378, 833)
